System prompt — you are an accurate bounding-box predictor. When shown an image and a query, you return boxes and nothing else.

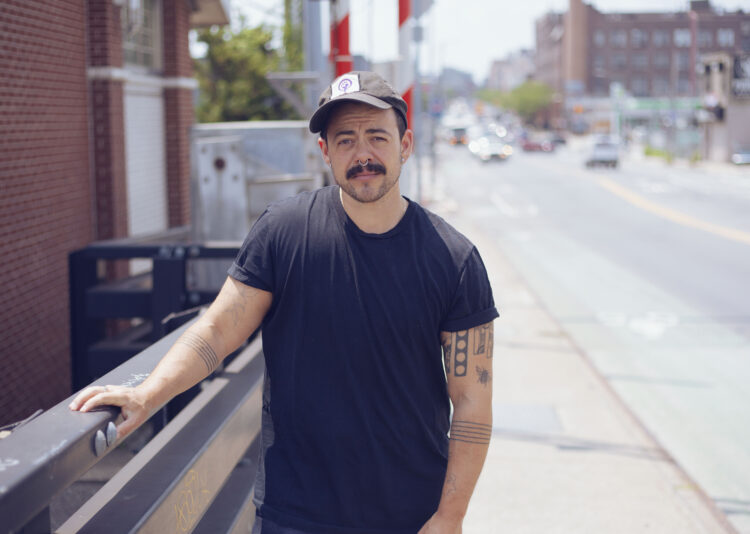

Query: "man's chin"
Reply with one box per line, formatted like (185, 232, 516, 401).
(340, 182, 385, 203)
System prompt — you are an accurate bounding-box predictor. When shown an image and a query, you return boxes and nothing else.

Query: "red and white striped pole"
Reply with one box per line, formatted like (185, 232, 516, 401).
(330, 0, 353, 77)
(398, 0, 413, 128)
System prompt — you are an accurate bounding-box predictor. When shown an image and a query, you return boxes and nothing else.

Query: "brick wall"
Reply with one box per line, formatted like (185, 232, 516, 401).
(0, 0, 199, 424)
(90, 78, 128, 240)
(164, 88, 194, 228)
(163, 0, 193, 78)
(163, 0, 194, 228)
(0, 1, 93, 425)
(88, 0, 128, 240)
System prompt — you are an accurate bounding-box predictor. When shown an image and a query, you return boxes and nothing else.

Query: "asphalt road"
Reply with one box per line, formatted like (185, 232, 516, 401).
(430, 139, 750, 533)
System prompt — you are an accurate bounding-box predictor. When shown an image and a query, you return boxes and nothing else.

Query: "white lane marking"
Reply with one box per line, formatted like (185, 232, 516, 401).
(596, 311, 679, 340)
(491, 192, 539, 218)
(628, 312, 679, 340)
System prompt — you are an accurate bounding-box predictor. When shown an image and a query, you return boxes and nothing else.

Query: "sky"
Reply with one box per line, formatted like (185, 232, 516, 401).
(231, 0, 749, 83)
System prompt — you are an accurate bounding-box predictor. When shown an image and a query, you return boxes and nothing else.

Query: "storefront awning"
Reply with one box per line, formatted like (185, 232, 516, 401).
(189, 0, 230, 28)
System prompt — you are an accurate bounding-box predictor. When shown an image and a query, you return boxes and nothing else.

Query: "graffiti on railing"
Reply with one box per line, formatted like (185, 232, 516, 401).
(173, 468, 212, 532)
(0, 458, 19, 472)
(120, 373, 150, 388)
(32, 439, 68, 466)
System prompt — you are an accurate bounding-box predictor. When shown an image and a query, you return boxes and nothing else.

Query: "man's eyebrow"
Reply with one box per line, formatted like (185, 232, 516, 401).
(366, 128, 391, 136)
(333, 128, 392, 139)
(332, 129, 355, 139)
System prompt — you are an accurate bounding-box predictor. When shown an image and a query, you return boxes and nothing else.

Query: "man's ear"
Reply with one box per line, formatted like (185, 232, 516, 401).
(400, 129, 414, 163)
(318, 137, 331, 166)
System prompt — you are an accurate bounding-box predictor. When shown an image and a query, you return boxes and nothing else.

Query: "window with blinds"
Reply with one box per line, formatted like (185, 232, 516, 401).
(121, 0, 163, 72)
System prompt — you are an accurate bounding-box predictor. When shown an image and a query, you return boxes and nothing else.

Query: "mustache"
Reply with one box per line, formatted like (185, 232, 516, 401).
(346, 162, 387, 179)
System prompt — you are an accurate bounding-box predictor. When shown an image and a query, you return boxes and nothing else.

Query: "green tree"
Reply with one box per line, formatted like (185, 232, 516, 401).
(193, 21, 301, 123)
(282, 0, 304, 72)
(477, 81, 554, 124)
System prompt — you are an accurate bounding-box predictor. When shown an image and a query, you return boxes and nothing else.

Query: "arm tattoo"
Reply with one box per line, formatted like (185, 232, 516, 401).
(476, 365, 491, 386)
(453, 330, 468, 377)
(444, 473, 457, 496)
(442, 334, 452, 374)
(176, 331, 219, 373)
(450, 420, 492, 445)
(474, 323, 494, 358)
(228, 293, 248, 327)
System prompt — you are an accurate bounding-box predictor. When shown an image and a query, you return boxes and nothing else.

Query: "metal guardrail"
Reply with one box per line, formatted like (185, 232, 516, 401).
(0, 316, 264, 534)
(69, 230, 241, 390)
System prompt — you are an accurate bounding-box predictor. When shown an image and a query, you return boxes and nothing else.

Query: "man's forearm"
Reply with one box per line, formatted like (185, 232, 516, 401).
(435, 401, 492, 522)
(69, 278, 271, 440)
(136, 278, 270, 412)
(136, 320, 229, 412)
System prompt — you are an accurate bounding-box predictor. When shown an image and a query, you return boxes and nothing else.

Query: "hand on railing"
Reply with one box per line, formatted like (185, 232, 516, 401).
(69, 385, 149, 440)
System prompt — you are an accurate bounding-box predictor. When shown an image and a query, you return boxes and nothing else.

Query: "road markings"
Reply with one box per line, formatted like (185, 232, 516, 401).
(595, 311, 679, 340)
(628, 312, 679, 340)
(597, 177, 750, 246)
(491, 192, 538, 218)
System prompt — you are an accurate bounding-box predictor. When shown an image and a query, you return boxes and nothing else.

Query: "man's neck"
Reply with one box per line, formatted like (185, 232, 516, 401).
(339, 187, 408, 234)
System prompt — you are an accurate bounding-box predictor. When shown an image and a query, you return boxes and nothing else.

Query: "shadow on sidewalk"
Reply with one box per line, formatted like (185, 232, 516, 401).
(492, 429, 671, 462)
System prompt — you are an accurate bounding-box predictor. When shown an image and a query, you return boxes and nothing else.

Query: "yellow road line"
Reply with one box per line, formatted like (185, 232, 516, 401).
(597, 177, 750, 247)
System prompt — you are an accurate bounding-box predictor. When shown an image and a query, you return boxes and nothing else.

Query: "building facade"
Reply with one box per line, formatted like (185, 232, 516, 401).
(536, 0, 750, 150)
(554, 0, 750, 99)
(487, 49, 535, 93)
(582, 1, 750, 98)
(699, 52, 750, 161)
(0, 0, 227, 426)
(439, 67, 477, 99)
(535, 12, 565, 98)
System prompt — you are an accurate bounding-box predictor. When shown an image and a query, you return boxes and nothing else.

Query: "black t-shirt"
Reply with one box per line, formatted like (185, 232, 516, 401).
(229, 185, 498, 534)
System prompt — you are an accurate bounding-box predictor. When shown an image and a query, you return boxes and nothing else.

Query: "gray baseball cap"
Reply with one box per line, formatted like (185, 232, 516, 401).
(309, 71, 408, 134)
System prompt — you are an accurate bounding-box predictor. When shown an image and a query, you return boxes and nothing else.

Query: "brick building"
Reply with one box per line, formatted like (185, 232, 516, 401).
(535, 12, 565, 99)
(535, 12, 565, 129)
(486, 49, 535, 93)
(536, 0, 750, 133)
(553, 0, 750, 98)
(0, 0, 228, 426)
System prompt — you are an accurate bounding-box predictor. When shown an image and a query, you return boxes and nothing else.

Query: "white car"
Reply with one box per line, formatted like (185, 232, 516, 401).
(468, 135, 513, 163)
(586, 141, 619, 168)
(731, 147, 750, 165)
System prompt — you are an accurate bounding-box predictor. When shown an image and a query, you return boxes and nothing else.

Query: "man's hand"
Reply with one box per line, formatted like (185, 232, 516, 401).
(418, 512, 462, 534)
(69, 384, 150, 440)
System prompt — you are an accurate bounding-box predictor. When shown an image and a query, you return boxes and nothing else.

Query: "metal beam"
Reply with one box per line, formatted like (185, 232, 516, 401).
(0, 317, 198, 533)
(267, 74, 314, 118)
(57, 340, 264, 533)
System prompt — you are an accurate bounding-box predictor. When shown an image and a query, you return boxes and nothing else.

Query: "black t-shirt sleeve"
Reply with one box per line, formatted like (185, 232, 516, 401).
(440, 247, 499, 332)
(227, 208, 274, 292)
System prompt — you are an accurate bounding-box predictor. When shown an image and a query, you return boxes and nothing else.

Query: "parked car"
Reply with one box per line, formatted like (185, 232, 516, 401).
(468, 135, 513, 162)
(448, 127, 468, 146)
(550, 132, 567, 145)
(521, 138, 555, 152)
(585, 141, 619, 168)
(730, 146, 750, 165)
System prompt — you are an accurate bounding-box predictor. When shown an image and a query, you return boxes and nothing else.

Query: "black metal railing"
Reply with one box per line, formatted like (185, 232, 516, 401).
(68, 227, 241, 390)
(0, 316, 264, 534)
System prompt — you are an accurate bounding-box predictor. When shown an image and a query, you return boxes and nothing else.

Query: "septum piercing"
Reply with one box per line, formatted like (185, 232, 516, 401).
(357, 159, 369, 166)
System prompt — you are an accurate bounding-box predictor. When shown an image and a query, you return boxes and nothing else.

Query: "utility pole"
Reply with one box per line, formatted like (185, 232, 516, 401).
(330, 0, 353, 77)
(413, 0, 423, 204)
(303, 0, 327, 107)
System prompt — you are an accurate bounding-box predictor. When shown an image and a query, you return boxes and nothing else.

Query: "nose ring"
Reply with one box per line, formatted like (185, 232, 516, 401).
(357, 159, 369, 167)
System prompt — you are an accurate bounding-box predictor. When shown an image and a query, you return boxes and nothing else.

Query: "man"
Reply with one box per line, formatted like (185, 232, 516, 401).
(70, 71, 498, 534)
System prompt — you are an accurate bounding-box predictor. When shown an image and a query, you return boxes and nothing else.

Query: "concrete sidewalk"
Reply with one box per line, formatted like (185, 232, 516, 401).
(428, 201, 736, 533)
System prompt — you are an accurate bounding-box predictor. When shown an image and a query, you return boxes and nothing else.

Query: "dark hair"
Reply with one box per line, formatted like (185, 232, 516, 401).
(320, 105, 407, 142)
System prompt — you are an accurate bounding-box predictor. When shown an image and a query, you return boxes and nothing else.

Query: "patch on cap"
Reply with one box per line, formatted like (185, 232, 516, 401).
(331, 74, 360, 98)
